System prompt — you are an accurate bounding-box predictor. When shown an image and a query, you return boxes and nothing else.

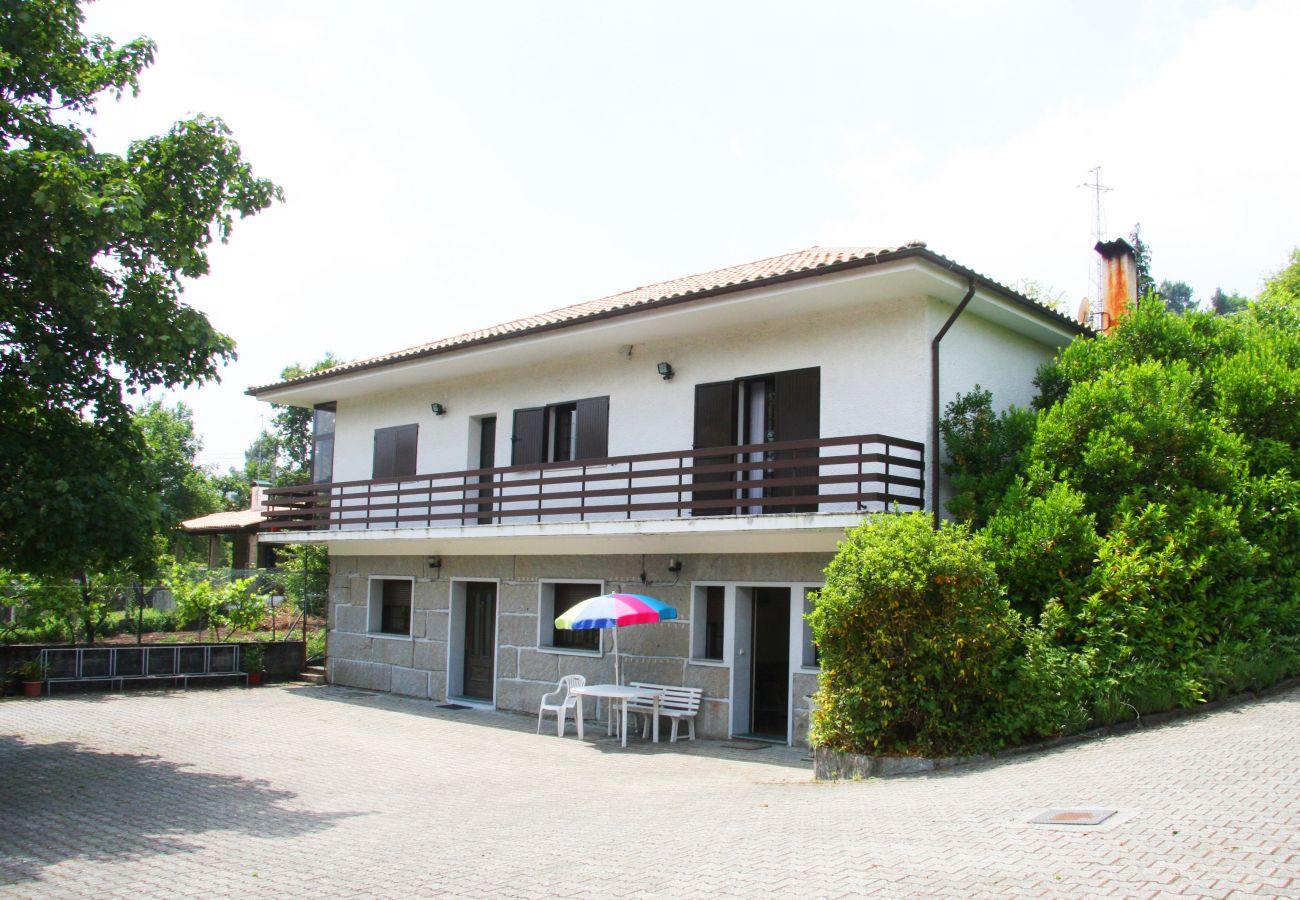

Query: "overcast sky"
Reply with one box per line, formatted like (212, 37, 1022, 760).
(80, 0, 1300, 472)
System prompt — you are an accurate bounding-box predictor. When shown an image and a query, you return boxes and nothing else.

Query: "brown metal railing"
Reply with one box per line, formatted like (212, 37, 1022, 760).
(260, 433, 924, 532)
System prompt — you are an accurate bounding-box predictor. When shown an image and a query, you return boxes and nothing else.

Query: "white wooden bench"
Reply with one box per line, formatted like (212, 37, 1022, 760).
(625, 682, 703, 743)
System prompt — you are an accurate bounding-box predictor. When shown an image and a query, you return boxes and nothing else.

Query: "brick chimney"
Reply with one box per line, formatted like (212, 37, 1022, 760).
(1094, 238, 1137, 333)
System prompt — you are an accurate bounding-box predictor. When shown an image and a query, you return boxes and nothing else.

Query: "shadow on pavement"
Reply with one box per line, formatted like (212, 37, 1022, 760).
(283, 683, 814, 771)
(0, 733, 357, 887)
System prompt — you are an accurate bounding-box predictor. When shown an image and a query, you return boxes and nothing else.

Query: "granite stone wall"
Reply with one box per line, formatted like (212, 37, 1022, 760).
(325, 551, 830, 744)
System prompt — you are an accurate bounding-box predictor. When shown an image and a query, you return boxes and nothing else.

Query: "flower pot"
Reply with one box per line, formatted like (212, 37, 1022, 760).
(247, 672, 262, 686)
(22, 680, 42, 698)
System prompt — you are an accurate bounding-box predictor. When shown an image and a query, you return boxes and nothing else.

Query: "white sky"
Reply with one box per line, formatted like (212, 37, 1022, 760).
(79, 0, 1300, 472)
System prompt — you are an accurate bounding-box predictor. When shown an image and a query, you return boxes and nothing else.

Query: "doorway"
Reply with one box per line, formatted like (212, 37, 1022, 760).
(449, 580, 498, 704)
(749, 587, 790, 738)
(462, 582, 496, 701)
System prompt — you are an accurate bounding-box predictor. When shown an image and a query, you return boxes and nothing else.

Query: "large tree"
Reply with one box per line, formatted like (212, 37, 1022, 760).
(0, 0, 280, 576)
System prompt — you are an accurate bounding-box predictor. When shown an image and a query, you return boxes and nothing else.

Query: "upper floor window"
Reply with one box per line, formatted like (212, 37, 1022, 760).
(311, 403, 336, 483)
(511, 396, 608, 465)
(373, 423, 418, 479)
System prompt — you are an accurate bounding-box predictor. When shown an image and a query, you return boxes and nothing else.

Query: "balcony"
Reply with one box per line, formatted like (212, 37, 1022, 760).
(261, 434, 924, 542)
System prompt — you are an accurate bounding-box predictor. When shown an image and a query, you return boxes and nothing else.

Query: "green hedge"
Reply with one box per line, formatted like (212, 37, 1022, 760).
(809, 513, 1020, 757)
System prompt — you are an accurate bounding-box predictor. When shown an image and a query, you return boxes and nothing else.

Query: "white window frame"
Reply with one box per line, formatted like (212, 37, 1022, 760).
(797, 583, 823, 673)
(367, 575, 416, 639)
(536, 579, 604, 657)
(689, 582, 730, 667)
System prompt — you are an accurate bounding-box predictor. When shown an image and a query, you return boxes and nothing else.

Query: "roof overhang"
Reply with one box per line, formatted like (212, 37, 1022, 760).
(252, 249, 1086, 409)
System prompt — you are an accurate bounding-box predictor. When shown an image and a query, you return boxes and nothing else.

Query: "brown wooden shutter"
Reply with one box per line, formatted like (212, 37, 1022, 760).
(692, 381, 738, 516)
(574, 396, 609, 461)
(693, 381, 737, 449)
(373, 424, 418, 478)
(773, 367, 820, 441)
(511, 407, 546, 465)
(773, 367, 820, 511)
(393, 424, 417, 476)
(373, 428, 396, 478)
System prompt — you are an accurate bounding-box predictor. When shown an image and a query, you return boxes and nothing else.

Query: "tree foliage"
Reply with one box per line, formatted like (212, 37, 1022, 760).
(939, 386, 1035, 528)
(0, 0, 280, 577)
(819, 248, 1300, 756)
(135, 400, 220, 536)
(1128, 224, 1155, 298)
(995, 262, 1300, 720)
(1157, 279, 1196, 314)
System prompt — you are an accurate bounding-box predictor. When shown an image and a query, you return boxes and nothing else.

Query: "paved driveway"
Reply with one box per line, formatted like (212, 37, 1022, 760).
(1, 683, 1296, 898)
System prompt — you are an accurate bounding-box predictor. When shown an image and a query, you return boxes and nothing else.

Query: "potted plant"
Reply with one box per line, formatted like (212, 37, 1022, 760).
(241, 645, 265, 686)
(12, 659, 44, 698)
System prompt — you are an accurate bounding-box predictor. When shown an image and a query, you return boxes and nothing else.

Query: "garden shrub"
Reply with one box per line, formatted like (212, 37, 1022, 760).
(983, 477, 1098, 620)
(939, 387, 1035, 527)
(935, 262, 1300, 745)
(809, 512, 1020, 757)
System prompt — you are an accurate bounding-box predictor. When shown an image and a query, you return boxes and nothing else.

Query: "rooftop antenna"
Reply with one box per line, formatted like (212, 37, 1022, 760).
(1079, 166, 1113, 309)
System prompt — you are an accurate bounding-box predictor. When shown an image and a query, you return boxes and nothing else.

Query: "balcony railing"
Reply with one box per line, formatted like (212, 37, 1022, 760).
(260, 433, 924, 533)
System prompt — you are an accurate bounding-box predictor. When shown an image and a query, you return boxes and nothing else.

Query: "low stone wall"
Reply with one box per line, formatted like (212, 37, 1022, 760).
(813, 747, 987, 780)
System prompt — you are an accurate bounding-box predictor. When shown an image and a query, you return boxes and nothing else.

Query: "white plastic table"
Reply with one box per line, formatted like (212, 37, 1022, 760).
(572, 684, 663, 748)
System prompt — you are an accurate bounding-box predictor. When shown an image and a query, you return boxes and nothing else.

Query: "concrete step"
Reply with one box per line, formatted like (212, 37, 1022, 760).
(299, 664, 327, 685)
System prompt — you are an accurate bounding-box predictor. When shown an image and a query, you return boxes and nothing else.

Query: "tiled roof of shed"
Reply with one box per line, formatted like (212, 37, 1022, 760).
(249, 242, 1081, 394)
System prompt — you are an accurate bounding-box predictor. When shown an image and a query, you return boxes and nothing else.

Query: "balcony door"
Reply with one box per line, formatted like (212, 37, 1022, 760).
(692, 367, 820, 516)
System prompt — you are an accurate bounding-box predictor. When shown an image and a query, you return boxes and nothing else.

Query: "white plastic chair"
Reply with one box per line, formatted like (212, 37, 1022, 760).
(537, 674, 586, 736)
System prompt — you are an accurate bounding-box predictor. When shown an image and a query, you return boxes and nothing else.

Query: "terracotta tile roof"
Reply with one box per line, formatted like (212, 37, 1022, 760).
(180, 509, 266, 533)
(249, 242, 1083, 395)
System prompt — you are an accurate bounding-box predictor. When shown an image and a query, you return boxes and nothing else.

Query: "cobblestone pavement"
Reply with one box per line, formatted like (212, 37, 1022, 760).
(1, 683, 1296, 898)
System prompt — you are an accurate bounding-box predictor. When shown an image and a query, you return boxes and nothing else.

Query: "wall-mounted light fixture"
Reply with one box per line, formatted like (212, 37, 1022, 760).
(667, 558, 683, 574)
(427, 556, 442, 572)
(656, 361, 674, 381)
(430, 402, 447, 416)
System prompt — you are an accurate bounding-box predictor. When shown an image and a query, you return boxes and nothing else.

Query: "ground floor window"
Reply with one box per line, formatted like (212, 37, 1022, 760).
(691, 584, 726, 661)
(369, 577, 413, 636)
(801, 586, 820, 669)
(539, 581, 601, 652)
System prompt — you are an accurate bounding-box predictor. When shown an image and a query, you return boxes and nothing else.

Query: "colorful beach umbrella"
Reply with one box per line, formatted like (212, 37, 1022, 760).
(555, 593, 678, 685)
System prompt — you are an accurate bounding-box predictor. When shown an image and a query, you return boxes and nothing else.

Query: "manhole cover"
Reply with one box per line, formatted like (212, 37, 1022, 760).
(437, 703, 473, 710)
(1029, 808, 1117, 826)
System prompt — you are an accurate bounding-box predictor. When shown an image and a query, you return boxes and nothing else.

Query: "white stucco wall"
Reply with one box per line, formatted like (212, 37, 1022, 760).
(329, 293, 931, 481)
(930, 296, 1069, 515)
(317, 286, 1073, 520)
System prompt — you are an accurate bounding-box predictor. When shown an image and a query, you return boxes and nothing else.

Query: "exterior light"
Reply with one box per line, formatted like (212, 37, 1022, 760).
(667, 558, 683, 573)
(427, 556, 442, 571)
(656, 362, 674, 381)
(430, 402, 447, 416)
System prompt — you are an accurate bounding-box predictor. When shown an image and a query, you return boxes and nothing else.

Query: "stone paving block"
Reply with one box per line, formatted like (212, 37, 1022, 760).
(0, 680, 1294, 899)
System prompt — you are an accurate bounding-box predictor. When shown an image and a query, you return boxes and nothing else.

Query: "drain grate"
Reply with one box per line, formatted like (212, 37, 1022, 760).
(1029, 808, 1117, 826)
(437, 703, 473, 710)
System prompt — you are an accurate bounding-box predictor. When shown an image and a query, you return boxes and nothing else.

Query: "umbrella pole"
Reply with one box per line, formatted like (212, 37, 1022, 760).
(613, 627, 620, 685)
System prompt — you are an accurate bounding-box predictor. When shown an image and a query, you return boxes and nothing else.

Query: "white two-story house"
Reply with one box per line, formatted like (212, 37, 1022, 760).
(250, 242, 1084, 745)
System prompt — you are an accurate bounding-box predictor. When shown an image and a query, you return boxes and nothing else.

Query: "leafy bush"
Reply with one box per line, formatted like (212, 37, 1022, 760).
(983, 477, 1098, 620)
(939, 387, 1036, 527)
(166, 563, 264, 641)
(306, 627, 327, 660)
(809, 513, 1020, 757)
